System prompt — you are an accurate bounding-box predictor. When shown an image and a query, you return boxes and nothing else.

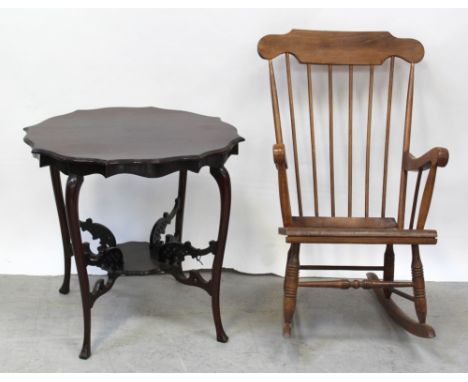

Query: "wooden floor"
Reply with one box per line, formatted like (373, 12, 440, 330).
(0, 271, 467, 372)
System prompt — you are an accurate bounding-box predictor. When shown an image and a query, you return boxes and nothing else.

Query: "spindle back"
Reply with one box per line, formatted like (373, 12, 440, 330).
(258, 30, 425, 228)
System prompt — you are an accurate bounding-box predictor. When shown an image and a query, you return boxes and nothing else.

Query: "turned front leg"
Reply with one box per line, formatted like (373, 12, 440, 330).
(65, 174, 92, 359)
(283, 243, 300, 337)
(383, 244, 395, 299)
(209, 166, 231, 343)
(50, 167, 73, 294)
(411, 245, 427, 324)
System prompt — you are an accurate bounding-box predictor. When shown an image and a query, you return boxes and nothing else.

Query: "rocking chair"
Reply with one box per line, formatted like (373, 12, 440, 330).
(258, 30, 449, 338)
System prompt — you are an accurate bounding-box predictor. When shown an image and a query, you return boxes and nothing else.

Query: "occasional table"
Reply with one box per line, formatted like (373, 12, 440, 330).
(24, 107, 244, 359)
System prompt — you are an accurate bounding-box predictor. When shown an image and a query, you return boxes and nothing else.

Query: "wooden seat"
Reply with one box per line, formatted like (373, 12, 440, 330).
(279, 217, 437, 244)
(258, 30, 449, 339)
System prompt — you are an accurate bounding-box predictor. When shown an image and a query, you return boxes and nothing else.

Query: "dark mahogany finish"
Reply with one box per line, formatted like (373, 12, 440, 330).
(24, 107, 244, 359)
(24, 107, 243, 178)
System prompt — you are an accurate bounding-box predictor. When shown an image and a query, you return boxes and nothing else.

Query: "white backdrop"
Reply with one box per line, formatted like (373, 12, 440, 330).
(0, 9, 467, 281)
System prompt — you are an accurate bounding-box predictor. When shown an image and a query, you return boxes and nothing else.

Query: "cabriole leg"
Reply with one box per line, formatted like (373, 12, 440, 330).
(411, 244, 427, 324)
(383, 244, 395, 299)
(65, 174, 92, 359)
(209, 166, 230, 343)
(50, 167, 73, 294)
(174, 170, 187, 242)
(283, 243, 300, 337)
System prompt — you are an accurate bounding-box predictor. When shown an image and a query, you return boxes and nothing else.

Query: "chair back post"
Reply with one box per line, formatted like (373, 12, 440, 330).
(269, 60, 293, 226)
(381, 57, 395, 218)
(307, 64, 320, 217)
(286, 54, 304, 217)
(397, 63, 415, 229)
(348, 64, 353, 217)
(268, 60, 284, 145)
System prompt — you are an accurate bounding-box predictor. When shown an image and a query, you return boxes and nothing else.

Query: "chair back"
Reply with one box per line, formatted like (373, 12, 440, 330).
(258, 30, 424, 228)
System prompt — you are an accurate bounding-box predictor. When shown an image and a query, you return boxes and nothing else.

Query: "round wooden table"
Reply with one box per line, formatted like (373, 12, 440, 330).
(24, 107, 244, 359)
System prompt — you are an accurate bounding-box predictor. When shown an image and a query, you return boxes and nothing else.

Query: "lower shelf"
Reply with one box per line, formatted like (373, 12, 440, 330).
(113, 241, 164, 276)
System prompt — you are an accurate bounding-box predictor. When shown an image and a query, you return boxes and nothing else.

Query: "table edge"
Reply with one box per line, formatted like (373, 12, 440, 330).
(25, 135, 245, 178)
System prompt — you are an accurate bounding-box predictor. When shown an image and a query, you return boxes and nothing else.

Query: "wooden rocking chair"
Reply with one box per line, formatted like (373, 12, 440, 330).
(258, 30, 449, 338)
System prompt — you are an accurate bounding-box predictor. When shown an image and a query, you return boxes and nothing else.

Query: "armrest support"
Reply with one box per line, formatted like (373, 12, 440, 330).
(404, 147, 448, 229)
(272, 143, 292, 226)
(404, 147, 449, 172)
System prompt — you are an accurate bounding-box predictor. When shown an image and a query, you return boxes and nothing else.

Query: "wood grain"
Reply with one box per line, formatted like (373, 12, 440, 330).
(286, 54, 304, 216)
(24, 107, 244, 178)
(258, 30, 424, 64)
(307, 64, 319, 216)
(365, 65, 374, 217)
(328, 65, 335, 217)
(348, 64, 353, 217)
(398, 64, 415, 229)
(381, 57, 395, 217)
(259, 29, 446, 339)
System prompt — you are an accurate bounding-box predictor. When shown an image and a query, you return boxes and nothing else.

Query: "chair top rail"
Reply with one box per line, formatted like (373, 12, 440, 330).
(258, 30, 424, 65)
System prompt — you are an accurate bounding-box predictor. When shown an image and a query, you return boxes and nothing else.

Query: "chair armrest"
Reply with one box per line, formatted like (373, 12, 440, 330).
(273, 143, 288, 169)
(404, 147, 449, 171)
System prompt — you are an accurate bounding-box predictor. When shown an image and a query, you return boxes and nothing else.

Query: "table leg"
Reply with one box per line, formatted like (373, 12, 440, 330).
(174, 170, 187, 241)
(65, 174, 92, 359)
(209, 166, 230, 343)
(49, 167, 73, 294)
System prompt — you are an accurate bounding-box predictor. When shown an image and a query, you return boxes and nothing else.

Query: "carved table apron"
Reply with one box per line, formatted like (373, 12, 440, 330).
(24, 107, 244, 359)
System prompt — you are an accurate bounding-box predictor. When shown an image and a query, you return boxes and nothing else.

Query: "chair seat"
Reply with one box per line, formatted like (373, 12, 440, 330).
(279, 217, 437, 244)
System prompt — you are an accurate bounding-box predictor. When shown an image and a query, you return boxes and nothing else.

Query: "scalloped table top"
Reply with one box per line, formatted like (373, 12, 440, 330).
(24, 107, 244, 177)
